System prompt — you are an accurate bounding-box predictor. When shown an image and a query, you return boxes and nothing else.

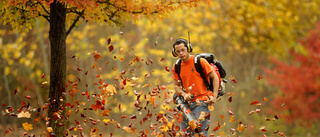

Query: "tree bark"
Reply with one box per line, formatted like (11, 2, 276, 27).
(48, 1, 67, 136)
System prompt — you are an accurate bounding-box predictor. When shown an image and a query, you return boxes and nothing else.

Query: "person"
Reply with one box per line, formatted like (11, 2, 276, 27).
(171, 38, 219, 136)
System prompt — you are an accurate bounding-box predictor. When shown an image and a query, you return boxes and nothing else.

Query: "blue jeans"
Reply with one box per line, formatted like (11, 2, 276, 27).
(180, 101, 210, 137)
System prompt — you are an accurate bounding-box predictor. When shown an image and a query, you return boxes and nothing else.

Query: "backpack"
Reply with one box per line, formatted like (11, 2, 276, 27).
(174, 53, 227, 98)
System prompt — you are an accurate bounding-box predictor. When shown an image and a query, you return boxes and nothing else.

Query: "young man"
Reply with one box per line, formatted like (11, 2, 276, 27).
(171, 38, 219, 136)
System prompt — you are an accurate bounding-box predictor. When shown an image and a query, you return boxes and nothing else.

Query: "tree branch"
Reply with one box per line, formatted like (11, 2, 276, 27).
(37, 1, 50, 16)
(66, 10, 84, 36)
(38, 13, 50, 22)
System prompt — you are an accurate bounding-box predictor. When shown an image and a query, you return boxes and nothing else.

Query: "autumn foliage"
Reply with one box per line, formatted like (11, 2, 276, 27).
(265, 23, 320, 124)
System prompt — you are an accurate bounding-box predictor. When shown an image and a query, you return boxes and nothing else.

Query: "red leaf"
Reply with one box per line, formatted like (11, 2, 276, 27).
(165, 66, 170, 72)
(14, 88, 17, 95)
(41, 73, 45, 79)
(129, 114, 137, 119)
(250, 101, 259, 105)
(123, 79, 127, 86)
(109, 45, 114, 52)
(121, 115, 127, 118)
(160, 58, 165, 61)
(107, 38, 111, 45)
(257, 75, 263, 80)
(231, 79, 237, 84)
(228, 108, 234, 115)
(228, 96, 232, 102)
(148, 58, 153, 64)
(256, 109, 261, 113)
(25, 96, 31, 99)
(160, 85, 166, 90)
(274, 115, 279, 119)
(93, 51, 102, 61)
(2, 103, 6, 106)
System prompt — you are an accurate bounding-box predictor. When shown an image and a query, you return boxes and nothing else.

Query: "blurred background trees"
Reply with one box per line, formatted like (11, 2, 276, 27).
(1, 0, 320, 136)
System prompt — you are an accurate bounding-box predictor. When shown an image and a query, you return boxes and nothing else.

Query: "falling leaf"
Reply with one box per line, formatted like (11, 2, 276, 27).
(41, 73, 45, 79)
(22, 122, 33, 131)
(14, 88, 18, 95)
(249, 110, 255, 115)
(93, 51, 102, 61)
(237, 124, 245, 132)
(123, 126, 131, 133)
(219, 115, 225, 120)
(263, 97, 267, 101)
(231, 79, 237, 84)
(274, 115, 279, 119)
(160, 85, 166, 90)
(257, 75, 263, 80)
(228, 96, 232, 102)
(229, 115, 235, 122)
(256, 109, 261, 113)
(260, 126, 267, 132)
(107, 38, 111, 45)
(208, 106, 214, 112)
(17, 111, 31, 118)
(129, 114, 137, 119)
(250, 101, 259, 105)
(25, 96, 31, 99)
(47, 127, 53, 132)
(109, 45, 114, 52)
(160, 58, 165, 61)
(91, 127, 99, 136)
(119, 48, 124, 55)
(121, 115, 127, 118)
(165, 66, 170, 72)
(212, 122, 221, 132)
(228, 108, 234, 115)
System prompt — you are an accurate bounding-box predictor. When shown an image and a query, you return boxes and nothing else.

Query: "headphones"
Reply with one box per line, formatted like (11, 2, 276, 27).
(172, 38, 193, 57)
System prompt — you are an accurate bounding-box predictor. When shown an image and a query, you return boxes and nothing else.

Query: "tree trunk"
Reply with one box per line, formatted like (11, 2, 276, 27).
(48, 1, 67, 136)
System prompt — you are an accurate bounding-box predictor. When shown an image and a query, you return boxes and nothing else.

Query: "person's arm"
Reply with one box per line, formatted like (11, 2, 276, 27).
(205, 70, 219, 103)
(174, 80, 192, 101)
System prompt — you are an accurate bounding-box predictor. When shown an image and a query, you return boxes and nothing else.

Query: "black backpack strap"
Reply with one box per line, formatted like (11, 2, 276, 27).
(174, 59, 185, 91)
(194, 54, 211, 91)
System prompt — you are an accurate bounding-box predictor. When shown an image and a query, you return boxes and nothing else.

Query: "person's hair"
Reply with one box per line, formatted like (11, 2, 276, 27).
(173, 38, 188, 49)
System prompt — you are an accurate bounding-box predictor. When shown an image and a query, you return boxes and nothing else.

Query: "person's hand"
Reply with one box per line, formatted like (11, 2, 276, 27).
(183, 93, 193, 101)
(204, 95, 216, 104)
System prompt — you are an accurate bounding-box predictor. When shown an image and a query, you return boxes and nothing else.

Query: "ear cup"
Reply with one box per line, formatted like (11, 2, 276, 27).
(172, 48, 178, 57)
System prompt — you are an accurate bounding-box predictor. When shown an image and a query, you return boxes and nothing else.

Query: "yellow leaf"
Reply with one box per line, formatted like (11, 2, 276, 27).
(103, 119, 110, 123)
(22, 122, 33, 131)
(91, 127, 99, 136)
(119, 48, 124, 55)
(208, 105, 214, 111)
(123, 126, 131, 133)
(106, 85, 117, 95)
(159, 125, 169, 133)
(47, 127, 52, 132)
(237, 124, 245, 132)
(229, 115, 236, 122)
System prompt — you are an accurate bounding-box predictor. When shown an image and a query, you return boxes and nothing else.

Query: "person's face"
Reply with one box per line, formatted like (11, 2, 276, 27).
(174, 43, 189, 60)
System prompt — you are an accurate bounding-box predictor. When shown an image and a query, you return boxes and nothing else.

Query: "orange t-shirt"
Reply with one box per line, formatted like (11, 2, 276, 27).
(172, 55, 214, 102)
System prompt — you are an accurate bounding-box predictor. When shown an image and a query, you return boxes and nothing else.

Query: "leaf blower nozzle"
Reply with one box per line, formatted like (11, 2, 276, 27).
(173, 92, 200, 133)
